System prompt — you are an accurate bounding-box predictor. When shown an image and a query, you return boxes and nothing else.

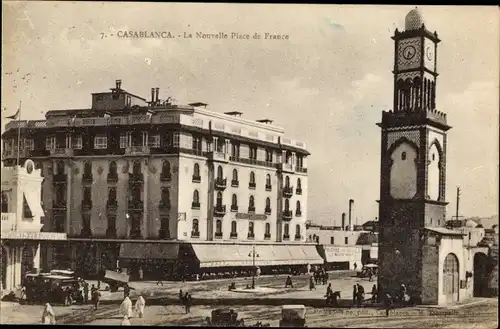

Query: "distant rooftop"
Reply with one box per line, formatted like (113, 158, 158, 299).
(188, 102, 208, 107)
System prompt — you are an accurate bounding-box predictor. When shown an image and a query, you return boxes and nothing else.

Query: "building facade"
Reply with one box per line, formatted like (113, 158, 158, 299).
(1, 160, 67, 294)
(1, 81, 322, 279)
(377, 9, 493, 305)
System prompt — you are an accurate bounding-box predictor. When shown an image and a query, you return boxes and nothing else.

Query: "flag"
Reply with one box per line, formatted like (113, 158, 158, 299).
(6, 109, 19, 120)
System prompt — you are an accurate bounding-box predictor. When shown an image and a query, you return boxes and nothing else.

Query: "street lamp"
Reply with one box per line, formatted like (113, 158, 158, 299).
(248, 245, 260, 289)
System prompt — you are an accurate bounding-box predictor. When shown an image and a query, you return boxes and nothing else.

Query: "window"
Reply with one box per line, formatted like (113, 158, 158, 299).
(232, 169, 238, 181)
(265, 197, 271, 209)
(232, 194, 237, 206)
(216, 191, 223, 207)
(295, 225, 301, 237)
(119, 134, 128, 149)
(265, 149, 273, 162)
(159, 216, 170, 239)
(249, 146, 257, 160)
(112, 94, 119, 100)
(217, 166, 223, 180)
(173, 132, 180, 147)
(265, 223, 271, 235)
(249, 196, 255, 209)
(133, 161, 142, 175)
(284, 224, 289, 235)
(83, 162, 92, 177)
(344, 237, 348, 245)
(432, 153, 436, 161)
(1, 192, 8, 213)
(148, 134, 161, 148)
(45, 136, 55, 150)
(231, 221, 237, 234)
(250, 171, 255, 184)
(162, 161, 171, 176)
(297, 178, 302, 190)
(94, 135, 108, 149)
(56, 161, 65, 175)
(25, 139, 34, 151)
(83, 187, 92, 202)
(131, 187, 141, 200)
(296, 201, 301, 215)
(73, 135, 83, 149)
(401, 152, 407, 161)
(266, 174, 271, 186)
(161, 188, 170, 205)
(109, 161, 117, 176)
(285, 176, 290, 187)
(108, 188, 117, 201)
(215, 220, 222, 234)
(192, 219, 199, 233)
(249, 222, 254, 235)
(330, 237, 334, 245)
(193, 190, 199, 203)
(284, 199, 290, 211)
(194, 163, 200, 177)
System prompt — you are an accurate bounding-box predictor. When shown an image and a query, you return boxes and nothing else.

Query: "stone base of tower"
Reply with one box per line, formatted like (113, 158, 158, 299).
(378, 227, 489, 306)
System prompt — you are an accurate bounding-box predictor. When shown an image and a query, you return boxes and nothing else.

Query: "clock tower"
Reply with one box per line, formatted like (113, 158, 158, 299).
(377, 8, 452, 300)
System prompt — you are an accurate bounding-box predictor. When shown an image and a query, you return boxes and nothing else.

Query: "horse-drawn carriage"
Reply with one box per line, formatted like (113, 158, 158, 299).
(102, 270, 130, 292)
(279, 305, 307, 327)
(206, 308, 244, 327)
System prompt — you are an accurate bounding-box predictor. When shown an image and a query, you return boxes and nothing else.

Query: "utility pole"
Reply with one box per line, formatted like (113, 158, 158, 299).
(452, 186, 464, 222)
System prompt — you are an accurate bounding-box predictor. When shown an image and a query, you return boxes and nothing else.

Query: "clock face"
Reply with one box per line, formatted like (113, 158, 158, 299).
(403, 45, 417, 60)
(426, 46, 433, 61)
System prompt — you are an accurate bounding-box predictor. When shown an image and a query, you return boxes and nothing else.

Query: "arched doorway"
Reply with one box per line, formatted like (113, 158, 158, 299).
(473, 252, 489, 297)
(1, 246, 7, 291)
(21, 246, 34, 278)
(443, 253, 459, 303)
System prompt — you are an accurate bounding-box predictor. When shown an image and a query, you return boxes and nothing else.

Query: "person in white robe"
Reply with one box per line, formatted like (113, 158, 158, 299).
(134, 295, 146, 318)
(120, 296, 133, 318)
(41, 303, 56, 324)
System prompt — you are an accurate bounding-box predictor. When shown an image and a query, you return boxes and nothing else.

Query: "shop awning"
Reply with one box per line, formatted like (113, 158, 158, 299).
(323, 246, 362, 263)
(191, 244, 323, 268)
(119, 243, 179, 260)
(23, 190, 45, 219)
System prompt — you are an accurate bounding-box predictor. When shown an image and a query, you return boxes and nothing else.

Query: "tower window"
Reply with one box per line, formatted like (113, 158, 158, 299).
(432, 153, 435, 161)
(401, 152, 407, 161)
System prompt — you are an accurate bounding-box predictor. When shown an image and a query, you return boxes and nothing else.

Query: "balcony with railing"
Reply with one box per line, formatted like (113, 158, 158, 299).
(106, 200, 118, 212)
(81, 200, 92, 211)
(214, 231, 223, 239)
(125, 146, 150, 156)
(191, 202, 201, 210)
(295, 234, 302, 241)
(283, 210, 293, 221)
(207, 151, 229, 163)
(160, 172, 172, 182)
(283, 186, 294, 198)
(283, 234, 290, 241)
(247, 233, 255, 240)
(2, 149, 31, 159)
(215, 178, 227, 190)
(52, 201, 67, 211)
(231, 180, 239, 187)
(191, 230, 200, 238)
(295, 166, 308, 173)
(128, 199, 144, 211)
(1, 213, 16, 232)
(82, 174, 93, 185)
(128, 173, 144, 185)
(265, 184, 272, 191)
(106, 228, 117, 239)
(277, 162, 294, 173)
(53, 173, 68, 183)
(192, 175, 201, 183)
(230, 205, 238, 212)
(248, 182, 256, 190)
(265, 207, 272, 215)
(50, 148, 74, 158)
(214, 205, 227, 217)
(230, 232, 238, 239)
(296, 210, 302, 217)
(248, 206, 256, 213)
(107, 173, 118, 184)
(296, 188, 302, 195)
(159, 201, 171, 211)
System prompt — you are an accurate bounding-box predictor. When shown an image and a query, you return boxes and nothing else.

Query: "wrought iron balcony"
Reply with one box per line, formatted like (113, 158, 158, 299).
(296, 188, 302, 195)
(128, 200, 144, 210)
(231, 180, 239, 187)
(52, 201, 67, 211)
(81, 200, 92, 211)
(53, 173, 68, 183)
(265, 184, 272, 191)
(129, 229, 143, 239)
(50, 148, 74, 158)
(214, 205, 227, 217)
(277, 162, 294, 173)
(247, 233, 255, 240)
(82, 174, 93, 185)
(283, 234, 290, 241)
(295, 166, 308, 173)
(248, 206, 256, 213)
(159, 201, 171, 210)
(215, 178, 227, 190)
(231, 205, 238, 212)
(106, 200, 118, 211)
(160, 173, 172, 182)
(214, 232, 223, 239)
(107, 173, 118, 184)
(128, 173, 144, 185)
(191, 231, 200, 238)
(191, 202, 201, 210)
(230, 232, 238, 239)
(192, 175, 201, 183)
(283, 186, 294, 198)
(265, 207, 272, 215)
(249, 182, 256, 189)
(296, 210, 302, 217)
(283, 210, 293, 220)
(264, 233, 271, 240)
(207, 151, 229, 163)
(295, 235, 302, 241)
(125, 146, 150, 156)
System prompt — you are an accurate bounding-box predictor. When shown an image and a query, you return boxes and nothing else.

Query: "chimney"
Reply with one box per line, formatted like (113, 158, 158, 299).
(341, 213, 346, 231)
(116, 79, 122, 90)
(151, 88, 155, 104)
(348, 199, 354, 230)
(155, 88, 160, 102)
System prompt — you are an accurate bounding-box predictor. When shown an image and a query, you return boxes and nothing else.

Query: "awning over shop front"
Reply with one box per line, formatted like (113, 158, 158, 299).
(23, 190, 45, 219)
(191, 244, 323, 268)
(119, 243, 179, 260)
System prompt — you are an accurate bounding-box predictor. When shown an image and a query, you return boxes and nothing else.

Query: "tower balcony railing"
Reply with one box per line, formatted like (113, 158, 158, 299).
(282, 210, 293, 221)
(215, 178, 227, 190)
(128, 173, 144, 185)
(50, 148, 74, 158)
(107, 173, 118, 184)
(128, 200, 144, 211)
(277, 162, 294, 173)
(295, 166, 308, 173)
(283, 186, 294, 198)
(214, 205, 227, 217)
(106, 200, 118, 211)
(125, 146, 150, 156)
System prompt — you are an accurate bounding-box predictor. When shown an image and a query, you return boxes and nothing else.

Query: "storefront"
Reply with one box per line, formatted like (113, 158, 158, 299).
(317, 245, 362, 271)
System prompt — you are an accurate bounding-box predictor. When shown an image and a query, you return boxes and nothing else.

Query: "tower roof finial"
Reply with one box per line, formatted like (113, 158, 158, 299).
(405, 8, 425, 31)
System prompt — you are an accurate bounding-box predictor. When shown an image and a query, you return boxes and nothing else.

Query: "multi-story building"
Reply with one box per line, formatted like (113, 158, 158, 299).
(1, 80, 322, 279)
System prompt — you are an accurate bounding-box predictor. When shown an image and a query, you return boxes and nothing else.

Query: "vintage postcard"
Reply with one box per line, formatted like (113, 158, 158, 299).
(1, 2, 498, 327)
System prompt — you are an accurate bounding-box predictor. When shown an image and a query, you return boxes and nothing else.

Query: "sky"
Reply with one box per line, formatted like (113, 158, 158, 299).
(2, 3, 498, 226)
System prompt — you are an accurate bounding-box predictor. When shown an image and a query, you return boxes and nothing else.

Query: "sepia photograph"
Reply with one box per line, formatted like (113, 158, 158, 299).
(1, 2, 498, 327)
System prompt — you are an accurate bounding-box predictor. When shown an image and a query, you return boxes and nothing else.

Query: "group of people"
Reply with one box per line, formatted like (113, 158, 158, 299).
(119, 295, 146, 325)
(178, 289, 193, 314)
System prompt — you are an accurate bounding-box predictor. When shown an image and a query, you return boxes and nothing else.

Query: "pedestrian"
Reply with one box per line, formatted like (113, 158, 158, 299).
(120, 296, 133, 319)
(368, 269, 374, 282)
(83, 281, 89, 304)
(357, 284, 365, 307)
(121, 315, 131, 326)
(371, 284, 378, 303)
(135, 295, 146, 318)
(352, 285, 357, 307)
(179, 289, 184, 305)
(124, 284, 130, 299)
(285, 275, 293, 288)
(383, 293, 393, 317)
(326, 283, 333, 298)
(353, 262, 357, 271)
(399, 284, 407, 302)
(41, 303, 56, 324)
(92, 287, 101, 310)
(139, 267, 144, 281)
(184, 292, 192, 314)
(309, 275, 316, 291)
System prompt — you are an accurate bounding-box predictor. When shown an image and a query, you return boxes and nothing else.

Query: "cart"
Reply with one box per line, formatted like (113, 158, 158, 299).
(207, 308, 243, 327)
(279, 305, 307, 327)
(357, 264, 379, 278)
(102, 270, 130, 292)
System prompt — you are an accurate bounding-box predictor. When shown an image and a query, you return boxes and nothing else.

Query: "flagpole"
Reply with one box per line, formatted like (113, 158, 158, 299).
(16, 100, 22, 167)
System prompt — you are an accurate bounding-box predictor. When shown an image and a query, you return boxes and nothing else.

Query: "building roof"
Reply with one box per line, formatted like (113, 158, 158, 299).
(425, 227, 466, 236)
(188, 102, 208, 107)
